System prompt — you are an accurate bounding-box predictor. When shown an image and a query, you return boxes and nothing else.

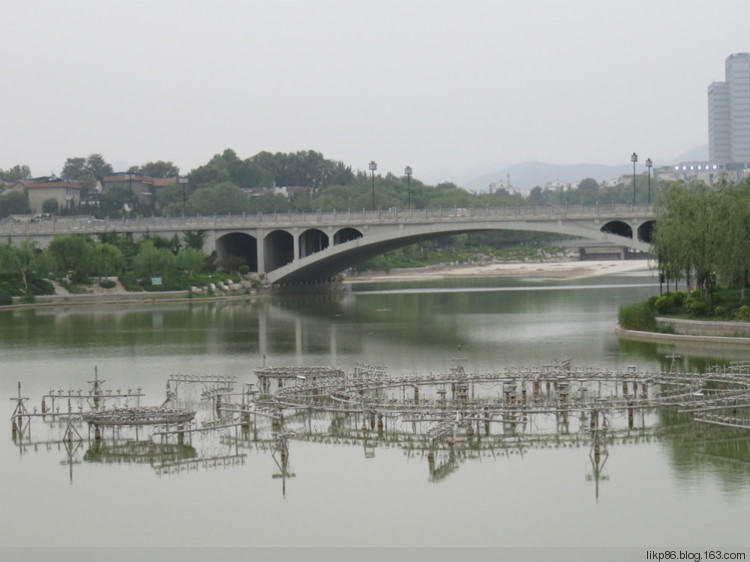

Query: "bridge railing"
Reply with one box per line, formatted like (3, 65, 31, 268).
(0, 204, 654, 236)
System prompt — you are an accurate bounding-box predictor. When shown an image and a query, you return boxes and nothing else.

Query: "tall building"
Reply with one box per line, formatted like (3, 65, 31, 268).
(708, 53, 750, 164)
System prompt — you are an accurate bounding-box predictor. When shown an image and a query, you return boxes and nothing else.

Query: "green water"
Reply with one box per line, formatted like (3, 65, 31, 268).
(1, 270, 748, 548)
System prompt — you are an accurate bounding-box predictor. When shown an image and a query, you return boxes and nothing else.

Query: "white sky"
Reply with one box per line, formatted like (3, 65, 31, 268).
(2, 0, 749, 184)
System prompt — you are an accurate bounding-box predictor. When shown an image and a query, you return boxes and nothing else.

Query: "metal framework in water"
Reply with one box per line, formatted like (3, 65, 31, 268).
(8, 359, 750, 492)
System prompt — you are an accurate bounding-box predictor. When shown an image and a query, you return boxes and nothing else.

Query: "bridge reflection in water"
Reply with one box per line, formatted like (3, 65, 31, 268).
(10, 359, 750, 499)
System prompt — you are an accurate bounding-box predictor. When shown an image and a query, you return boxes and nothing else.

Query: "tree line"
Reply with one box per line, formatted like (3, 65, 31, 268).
(0, 230, 253, 304)
(1, 148, 666, 219)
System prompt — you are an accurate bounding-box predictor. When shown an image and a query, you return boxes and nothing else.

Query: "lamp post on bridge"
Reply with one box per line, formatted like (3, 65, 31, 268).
(631, 152, 638, 205)
(369, 161, 377, 211)
(645, 158, 652, 205)
(179, 177, 188, 217)
(405, 166, 412, 210)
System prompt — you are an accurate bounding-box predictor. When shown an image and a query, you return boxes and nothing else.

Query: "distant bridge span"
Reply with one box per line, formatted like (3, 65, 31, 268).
(0, 204, 655, 285)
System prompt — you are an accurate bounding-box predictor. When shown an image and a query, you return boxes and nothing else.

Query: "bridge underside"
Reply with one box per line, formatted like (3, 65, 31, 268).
(262, 220, 653, 285)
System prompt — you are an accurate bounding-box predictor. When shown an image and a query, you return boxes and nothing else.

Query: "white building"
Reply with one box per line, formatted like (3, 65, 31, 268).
(708, 53, 750, 164)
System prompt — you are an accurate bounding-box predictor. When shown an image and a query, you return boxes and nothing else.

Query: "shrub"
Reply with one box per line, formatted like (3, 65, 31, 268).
(618, 302, 656, 331)
(654, 295, 674, 315)
(238, 264, 250, 275)
(645, 295, 659, 309)
(686, 298, 707, 317)
(19, 293, 36, 304)
(99, 279, 116, 289)
(737, 305, 750, 321)
(0, 292, 12, 306)
(714, 306, 726, 318)
(671, 291, 686, 307)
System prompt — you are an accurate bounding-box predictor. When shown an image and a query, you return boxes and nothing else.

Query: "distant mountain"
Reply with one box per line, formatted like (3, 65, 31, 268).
(461, 146, 710, 192)
(463, 161, 632, 192)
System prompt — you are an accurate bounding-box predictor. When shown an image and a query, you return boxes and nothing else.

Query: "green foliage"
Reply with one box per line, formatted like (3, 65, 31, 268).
(0, 191, 30, 217)
(670, 291, 686, 307)
(129, 161, 179, 178)
(715, 305, 726, 318)
(0, 164, 31, 182)
(42, 198, 59, 214)
(99, 279, 116, 289)
(19, 293, 35, 304)
(182, 230, 208, 251)
(91, 244, 124, 277)
(685, 298, 707, 317)
(132, 241, 175, 279)
(654, 295, 674, 315)
(175, 247, 206, 275)
(187, 181, 251, 215)
(618, 302, 656, 331)
(0, 292, 12, 306)
(47, 234, 94, 278)
(737, 305, 750, 321)
(238, 265, 250, 275)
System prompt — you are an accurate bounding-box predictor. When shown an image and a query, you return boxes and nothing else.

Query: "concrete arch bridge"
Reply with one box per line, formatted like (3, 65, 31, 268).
(0, 204, 655, 286)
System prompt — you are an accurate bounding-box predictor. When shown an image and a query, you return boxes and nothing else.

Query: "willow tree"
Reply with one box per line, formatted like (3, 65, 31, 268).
(713, 181, 750, 297)
(652, 182, 718, 296)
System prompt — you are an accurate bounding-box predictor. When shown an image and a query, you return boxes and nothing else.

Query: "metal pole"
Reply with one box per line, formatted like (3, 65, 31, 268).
(369, 161, 377, 211)
(631, 152, 638, 205)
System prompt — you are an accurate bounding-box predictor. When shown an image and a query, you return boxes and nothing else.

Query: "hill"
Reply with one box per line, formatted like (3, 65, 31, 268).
(462, 145, 709, 192)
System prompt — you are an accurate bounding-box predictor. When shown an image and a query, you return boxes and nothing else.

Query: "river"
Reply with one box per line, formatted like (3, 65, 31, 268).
(1, 269, 749, 553)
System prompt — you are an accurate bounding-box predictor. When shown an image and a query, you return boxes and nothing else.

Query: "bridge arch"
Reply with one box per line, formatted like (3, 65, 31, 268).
(600, 220, 633, 239)
(334, 227, 363, 245)
(299, 228, 329, 258)
(216, 232, 258, 271)
(637, 220, 656, 243)
(264, 230, 294, 272)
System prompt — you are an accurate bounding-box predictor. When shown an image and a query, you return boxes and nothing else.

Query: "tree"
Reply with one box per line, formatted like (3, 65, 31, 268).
(47, 234, 94, 279)
(91, 244, 124, 278)
(652, 182, 718, 296)
(182, 230, 208, 251)
(176, 247, 206, 275)
(42, 198, 59, 214)
(129, 161, 180, 178)
(0, 191, 30, 217)
(62, 154, 113, 203)
(132, 241, 175, 279)
(187, 181, 250, 215)
(711, 181, 750, 297)
(99, 185, 131, 218)
(0, 165, 31, 182)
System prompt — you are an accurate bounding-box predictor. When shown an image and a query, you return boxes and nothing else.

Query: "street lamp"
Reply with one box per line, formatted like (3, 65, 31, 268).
(645, 158, 652, 205)
(631, 152, 638, 205)
(179, 177, 189, 216)
(369, 161, 377, 211)
(405, 166, 412, 210)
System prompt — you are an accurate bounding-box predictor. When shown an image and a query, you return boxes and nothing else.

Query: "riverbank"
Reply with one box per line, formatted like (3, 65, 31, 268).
(345, 258, 652, 283)
(1, 258, 653, 311)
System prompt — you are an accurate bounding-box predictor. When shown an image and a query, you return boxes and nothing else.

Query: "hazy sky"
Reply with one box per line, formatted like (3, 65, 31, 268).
(3, 0, 750, 184)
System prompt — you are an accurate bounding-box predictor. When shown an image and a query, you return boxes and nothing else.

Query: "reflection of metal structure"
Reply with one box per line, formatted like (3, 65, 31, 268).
(9, 359, 750, 496)
(82, 407, 196, 426)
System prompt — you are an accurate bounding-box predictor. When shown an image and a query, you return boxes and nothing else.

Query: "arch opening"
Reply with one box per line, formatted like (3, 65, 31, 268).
(334, 227, 363, 245)
(600, 221, 633, 239)
(637, 220, 656, 243)
(264, 230, 294, 272)
(216, 232, 258, 271)
(299, 229, 329, 258)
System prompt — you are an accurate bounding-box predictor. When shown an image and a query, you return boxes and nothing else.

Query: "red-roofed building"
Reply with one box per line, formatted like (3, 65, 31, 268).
(101, 174, 176, 208)
(11, 178, 82, 213)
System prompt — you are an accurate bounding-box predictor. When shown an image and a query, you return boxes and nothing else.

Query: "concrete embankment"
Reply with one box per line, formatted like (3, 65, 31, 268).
(615, 320, 750, 347)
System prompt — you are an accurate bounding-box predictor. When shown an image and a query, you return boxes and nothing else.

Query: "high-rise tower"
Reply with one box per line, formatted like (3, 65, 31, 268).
(708, 53, 750, 164)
